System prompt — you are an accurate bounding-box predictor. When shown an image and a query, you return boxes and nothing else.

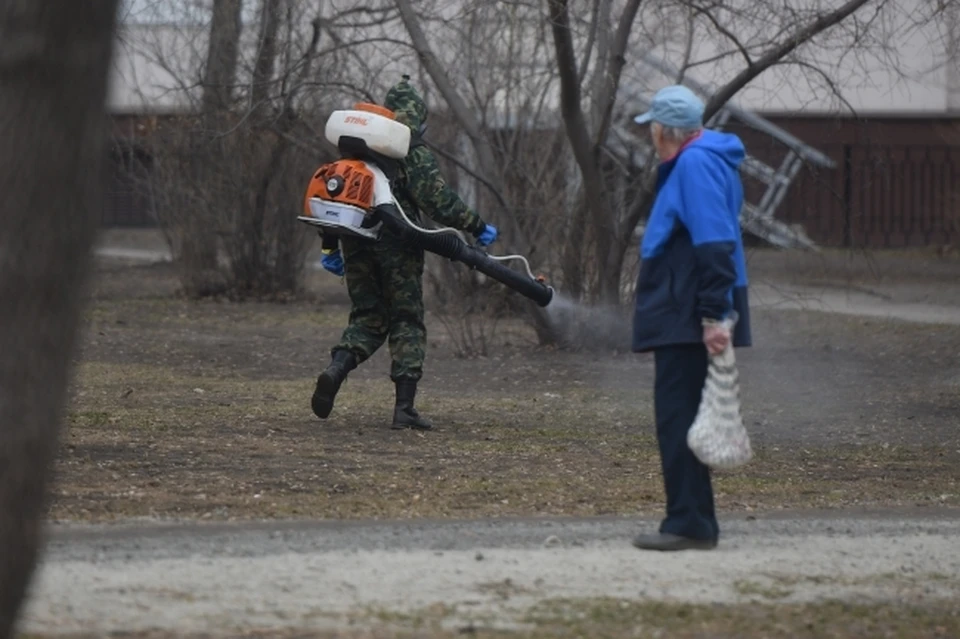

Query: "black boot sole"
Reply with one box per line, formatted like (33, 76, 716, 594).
(390, 422, 433, 431)
(631, 533, 718, 551)
(311, 373, 338, 419)
(390, 412, 433, 431)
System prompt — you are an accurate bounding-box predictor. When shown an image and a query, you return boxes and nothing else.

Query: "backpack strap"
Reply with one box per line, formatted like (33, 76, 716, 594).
(408, 129, 426, 150)
(390, 134, 426, 213)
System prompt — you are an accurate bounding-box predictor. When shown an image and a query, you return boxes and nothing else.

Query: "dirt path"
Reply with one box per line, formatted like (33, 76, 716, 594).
(750, 282, 960, 325)
(21, 510, 960, 637)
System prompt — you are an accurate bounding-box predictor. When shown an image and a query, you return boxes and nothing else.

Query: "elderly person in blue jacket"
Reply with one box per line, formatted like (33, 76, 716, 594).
(630, 85, 752, 552)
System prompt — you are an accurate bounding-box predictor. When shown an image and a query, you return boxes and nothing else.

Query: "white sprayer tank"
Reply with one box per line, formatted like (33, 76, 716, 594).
(324, 108, 411, 160)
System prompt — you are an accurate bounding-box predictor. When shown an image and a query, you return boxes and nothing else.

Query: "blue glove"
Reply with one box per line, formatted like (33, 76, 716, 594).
(321, 250, 344, 277)
(476, 223, 498, 247)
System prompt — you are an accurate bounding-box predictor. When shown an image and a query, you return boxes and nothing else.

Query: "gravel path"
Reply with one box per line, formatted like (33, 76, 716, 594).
(21, 510, 960, 636)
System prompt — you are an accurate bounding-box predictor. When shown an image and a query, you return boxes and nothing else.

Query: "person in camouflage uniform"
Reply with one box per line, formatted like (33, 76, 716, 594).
(311, 76, 499, 430)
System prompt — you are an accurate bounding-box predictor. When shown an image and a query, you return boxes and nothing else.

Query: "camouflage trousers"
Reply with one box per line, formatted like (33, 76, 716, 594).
(333, 236, 426, 382)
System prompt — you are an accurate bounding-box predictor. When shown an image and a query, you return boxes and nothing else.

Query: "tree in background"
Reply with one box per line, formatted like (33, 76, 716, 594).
(130, 0, 325, 298)
(393, 0, 949, 313)
(123, 0, 408, 299)
(0, 0, 120, 636)
(116, 0, 952, 341)
(545, 0, 883, 306)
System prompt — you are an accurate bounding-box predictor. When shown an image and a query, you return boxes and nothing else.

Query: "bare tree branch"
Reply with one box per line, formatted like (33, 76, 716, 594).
(685, 47, 753, 70)
(323, 5, 398, 29)
(283, 17, 323, 113)
(393, 0, 530, 248)
(703, 0, 876, 121)
(394, 0, 495, 165)
(578, 0, 604, 85)
(675, 5, 697, 83)
(693, 3, 754, 69)
(779, 57, 862, 116)
(424, 138, 512, 214)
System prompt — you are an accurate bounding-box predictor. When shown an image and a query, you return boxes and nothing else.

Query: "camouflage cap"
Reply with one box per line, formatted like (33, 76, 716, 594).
(384, 74, 428, 131)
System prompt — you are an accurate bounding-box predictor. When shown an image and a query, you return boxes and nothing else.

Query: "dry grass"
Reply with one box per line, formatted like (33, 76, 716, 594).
(49, 259, 960, 522)
(51, 353, 960, 522)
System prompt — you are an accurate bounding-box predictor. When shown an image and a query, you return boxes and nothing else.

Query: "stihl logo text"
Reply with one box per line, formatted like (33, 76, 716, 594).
(344, 116, 369, 125)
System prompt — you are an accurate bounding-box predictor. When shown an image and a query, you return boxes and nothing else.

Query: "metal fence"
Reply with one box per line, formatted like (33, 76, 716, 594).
(102, 139, 156, 227)
(779, 144, 960, 249)
(730, 117, 960, 250)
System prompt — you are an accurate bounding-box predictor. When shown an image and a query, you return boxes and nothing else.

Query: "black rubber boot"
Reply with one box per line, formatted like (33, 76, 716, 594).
(390, 380, 433, 430)
(311, 350, 357, 419)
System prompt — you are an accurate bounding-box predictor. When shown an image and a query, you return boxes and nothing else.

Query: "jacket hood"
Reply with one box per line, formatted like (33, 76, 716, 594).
(687, 129, 745, 169)
(384, 76, 428, 132)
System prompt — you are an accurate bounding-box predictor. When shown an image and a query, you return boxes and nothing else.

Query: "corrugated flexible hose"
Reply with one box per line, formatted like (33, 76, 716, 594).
(373, 203, 554, 308)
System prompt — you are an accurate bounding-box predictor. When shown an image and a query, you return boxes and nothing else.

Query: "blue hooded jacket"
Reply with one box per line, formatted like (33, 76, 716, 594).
(631, 129, 752, 352)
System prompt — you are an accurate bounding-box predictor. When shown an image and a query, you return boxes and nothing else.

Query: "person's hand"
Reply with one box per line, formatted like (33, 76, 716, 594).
(476, 223, 498, 247)
(703, 320, 730, 356)
(321, 250, 344, 277)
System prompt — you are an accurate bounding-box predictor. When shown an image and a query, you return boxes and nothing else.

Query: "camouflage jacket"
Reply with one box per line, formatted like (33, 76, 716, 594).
(384, 77, 486, 237)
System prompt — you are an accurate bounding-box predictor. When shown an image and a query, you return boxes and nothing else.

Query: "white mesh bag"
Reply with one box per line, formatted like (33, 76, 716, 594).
(687, 311, 753, 469)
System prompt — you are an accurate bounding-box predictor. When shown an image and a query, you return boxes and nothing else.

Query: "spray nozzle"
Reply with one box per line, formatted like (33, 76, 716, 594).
(535, 274, 547, 284)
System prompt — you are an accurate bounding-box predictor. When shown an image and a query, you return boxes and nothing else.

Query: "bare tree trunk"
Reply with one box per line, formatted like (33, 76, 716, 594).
(560, 197, 589, 298)
(549, 0, 626, 305)
(250, 0, 283, 119)
(0, 1, 119, 636)
(236, 0, 284, 294)
(182, 0, 244, 296)
(547, 0, 646, 306)
(233, 14, 323, 296)
(202, 0, 243, 114)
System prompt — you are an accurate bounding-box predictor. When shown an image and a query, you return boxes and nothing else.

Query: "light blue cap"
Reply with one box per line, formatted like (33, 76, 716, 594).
(633, 85, 704, 128)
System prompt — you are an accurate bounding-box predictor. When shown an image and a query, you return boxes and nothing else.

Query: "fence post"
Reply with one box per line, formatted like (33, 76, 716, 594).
(843, 144, 852, 248)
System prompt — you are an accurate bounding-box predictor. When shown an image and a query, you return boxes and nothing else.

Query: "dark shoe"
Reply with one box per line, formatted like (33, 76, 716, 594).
(390, 379, 433, 430)
(311, 350, 357, 419)
(631, 532, 718, 551)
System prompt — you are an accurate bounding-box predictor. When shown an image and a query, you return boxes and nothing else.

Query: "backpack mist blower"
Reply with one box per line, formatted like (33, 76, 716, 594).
(297, 103, 554, 308)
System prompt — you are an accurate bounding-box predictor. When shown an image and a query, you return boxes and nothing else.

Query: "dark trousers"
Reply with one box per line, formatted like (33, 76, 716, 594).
(653, 344, 718, 541)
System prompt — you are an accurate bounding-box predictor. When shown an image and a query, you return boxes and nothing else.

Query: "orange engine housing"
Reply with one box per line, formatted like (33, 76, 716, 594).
(304, 159, 376, 216)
